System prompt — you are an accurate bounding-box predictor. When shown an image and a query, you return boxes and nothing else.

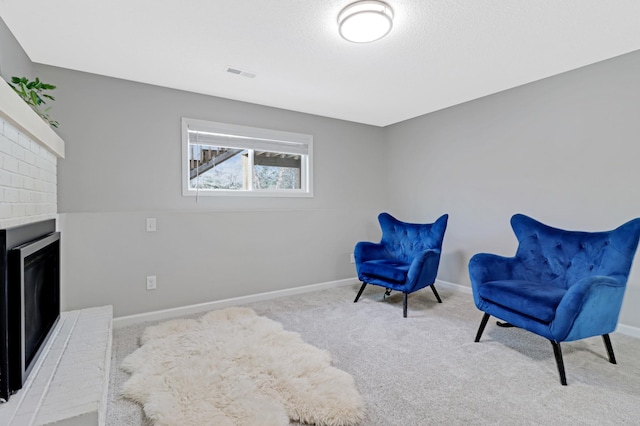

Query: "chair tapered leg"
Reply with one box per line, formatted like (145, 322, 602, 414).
(475, 313, 490, 342)
(403, 293, 408, 318)
(354, 283, 367, 303)
(551, 341, 567, 386)
(430, 284, 442, 303)
(602, 334, 617, 364)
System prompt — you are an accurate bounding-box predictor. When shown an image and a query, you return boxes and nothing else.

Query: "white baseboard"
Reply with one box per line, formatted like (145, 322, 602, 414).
(435, 279, 472, 294)
(615, 323, 640, 339)
(113, 277, 359, 328)
(113, 276, 640, 339)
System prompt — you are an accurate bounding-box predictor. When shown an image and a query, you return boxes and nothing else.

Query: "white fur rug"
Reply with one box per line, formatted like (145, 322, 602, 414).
(121, 307, 365, 425)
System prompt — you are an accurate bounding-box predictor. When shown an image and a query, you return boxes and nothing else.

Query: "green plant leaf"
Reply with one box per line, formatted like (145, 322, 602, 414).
(30, 91, 40, 106)
(20, 83, 30, 99)
(9, 76, 59, 129)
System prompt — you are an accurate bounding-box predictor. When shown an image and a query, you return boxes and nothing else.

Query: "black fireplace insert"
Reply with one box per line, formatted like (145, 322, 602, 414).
(0, 219, 60, 402)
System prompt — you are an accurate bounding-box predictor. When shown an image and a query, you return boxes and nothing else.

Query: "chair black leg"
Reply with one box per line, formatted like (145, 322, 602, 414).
(403, 293, 408, 318)
(474, 313, 490, 342)
(551, 341, 568, 386)
(602, 334, 617, 364)
(354, 283, 367, 303)
(430, 284, 442, 303)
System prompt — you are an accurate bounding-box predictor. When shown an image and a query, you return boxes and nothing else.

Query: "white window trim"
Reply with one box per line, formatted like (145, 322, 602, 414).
(181, 118, 313, 197)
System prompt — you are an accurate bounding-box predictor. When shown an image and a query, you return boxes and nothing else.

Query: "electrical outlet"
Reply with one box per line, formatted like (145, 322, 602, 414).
(146, 275, 157, 290)
(350, 253, 355, 264)
(146, 218, 157, 232)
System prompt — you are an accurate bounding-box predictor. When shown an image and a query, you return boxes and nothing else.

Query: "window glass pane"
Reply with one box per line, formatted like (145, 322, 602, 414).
(253, 152, 302, 190)
(189, 144, 248, 190)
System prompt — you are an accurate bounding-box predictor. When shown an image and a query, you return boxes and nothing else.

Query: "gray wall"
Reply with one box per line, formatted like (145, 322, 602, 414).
(36, 65, 387, 317)
(8, 18, 640, 328)
(384, 49, 640, 327)
(0, 18, 32, 82)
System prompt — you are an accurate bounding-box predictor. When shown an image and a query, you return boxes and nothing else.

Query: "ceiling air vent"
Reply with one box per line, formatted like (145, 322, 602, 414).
(226, 67, 256, 79)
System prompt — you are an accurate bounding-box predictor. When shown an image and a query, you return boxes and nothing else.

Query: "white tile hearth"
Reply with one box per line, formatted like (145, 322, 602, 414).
(0, 306, 112, 426)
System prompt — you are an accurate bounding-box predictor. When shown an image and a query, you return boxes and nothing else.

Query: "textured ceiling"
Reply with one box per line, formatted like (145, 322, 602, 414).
(1, 1, 640, 127)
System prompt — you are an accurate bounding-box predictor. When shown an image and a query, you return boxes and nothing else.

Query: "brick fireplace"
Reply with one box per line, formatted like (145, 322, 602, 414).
(0, 73, 62, 232)
(1, 82, 112, 425)
(0, 118, 58, 230)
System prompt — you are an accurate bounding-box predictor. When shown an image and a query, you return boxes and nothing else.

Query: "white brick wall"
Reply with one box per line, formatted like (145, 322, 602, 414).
(0, 118, 57, 229)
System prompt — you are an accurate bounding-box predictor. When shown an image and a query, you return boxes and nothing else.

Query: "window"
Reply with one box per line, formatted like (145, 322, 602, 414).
(182, 118, 313, 197)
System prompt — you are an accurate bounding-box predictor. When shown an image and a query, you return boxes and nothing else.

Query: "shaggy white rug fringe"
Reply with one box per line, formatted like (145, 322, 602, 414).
(121, 307, 365, 425)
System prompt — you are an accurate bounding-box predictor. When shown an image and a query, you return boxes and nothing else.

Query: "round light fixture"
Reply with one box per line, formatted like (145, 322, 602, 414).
(338, 1, 394, 43)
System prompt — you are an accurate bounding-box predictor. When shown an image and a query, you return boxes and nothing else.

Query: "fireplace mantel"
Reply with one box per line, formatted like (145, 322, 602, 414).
(0, 80, 65, 159)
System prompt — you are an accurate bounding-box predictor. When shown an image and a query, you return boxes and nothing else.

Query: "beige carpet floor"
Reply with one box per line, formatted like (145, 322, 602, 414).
(107, 284, 640, 425)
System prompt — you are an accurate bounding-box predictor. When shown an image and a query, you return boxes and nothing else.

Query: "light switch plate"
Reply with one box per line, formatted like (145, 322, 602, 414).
(146, 218, 157, 232)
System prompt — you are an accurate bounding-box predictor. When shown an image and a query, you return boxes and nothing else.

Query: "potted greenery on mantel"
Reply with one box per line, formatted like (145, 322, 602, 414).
(7, 76, 59, 128)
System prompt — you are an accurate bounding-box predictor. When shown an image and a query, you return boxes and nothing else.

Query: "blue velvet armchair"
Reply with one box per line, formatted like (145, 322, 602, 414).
(470, 214, 640, 385)
(354, 213, 449, 317)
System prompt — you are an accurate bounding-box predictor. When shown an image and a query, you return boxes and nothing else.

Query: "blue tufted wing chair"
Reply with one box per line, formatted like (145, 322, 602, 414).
(354, 213, 449, 317)
(470, 214, 640, 385)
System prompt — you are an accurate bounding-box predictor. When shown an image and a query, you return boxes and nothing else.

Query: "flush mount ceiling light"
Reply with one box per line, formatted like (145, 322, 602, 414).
(338, 0, 394, 43)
